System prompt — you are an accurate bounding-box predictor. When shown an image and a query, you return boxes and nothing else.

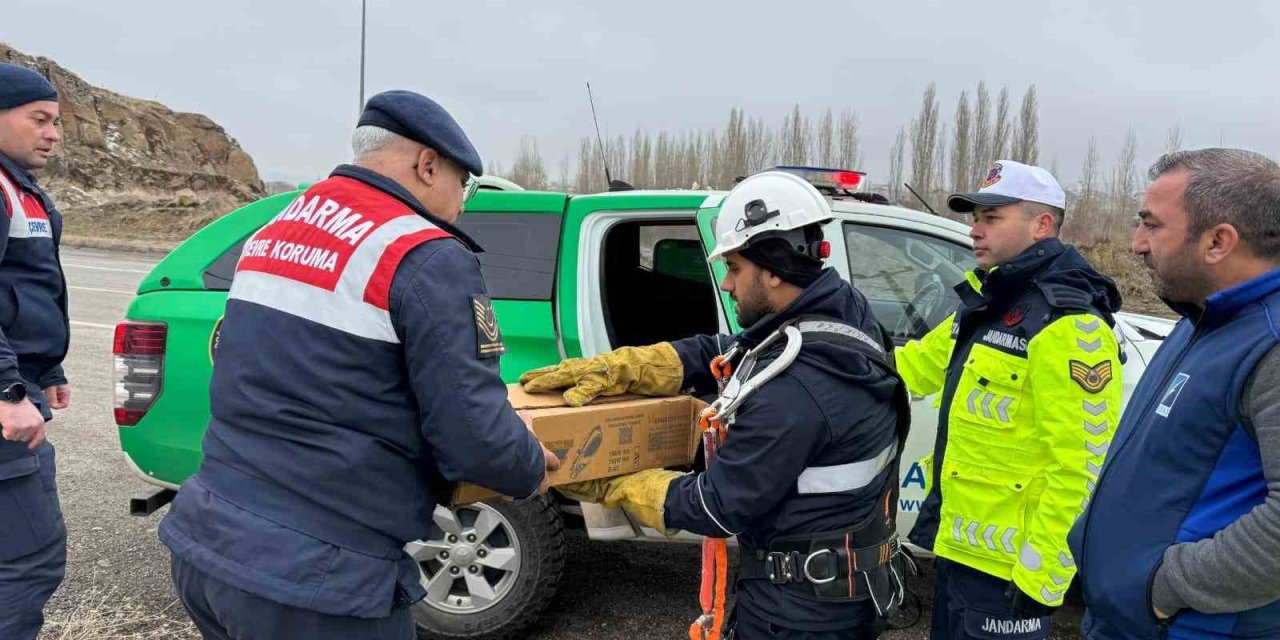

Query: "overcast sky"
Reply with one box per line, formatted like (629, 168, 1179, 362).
(5, 0, 1278, 187)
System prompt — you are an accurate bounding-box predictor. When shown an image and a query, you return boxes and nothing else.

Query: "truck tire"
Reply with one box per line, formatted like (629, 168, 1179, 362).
(410, 495, 566, 639)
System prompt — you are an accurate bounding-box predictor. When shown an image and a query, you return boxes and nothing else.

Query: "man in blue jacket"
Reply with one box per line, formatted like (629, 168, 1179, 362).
(0, 63, 72, 640)
(159, 91, 558, 639)
(1068, 148, 1280, 639)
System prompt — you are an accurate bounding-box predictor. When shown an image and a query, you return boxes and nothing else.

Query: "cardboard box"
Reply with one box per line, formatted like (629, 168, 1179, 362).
(451, 385, 706, 505)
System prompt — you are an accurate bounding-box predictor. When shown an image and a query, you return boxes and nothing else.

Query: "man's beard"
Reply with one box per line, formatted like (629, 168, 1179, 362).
(734, 273, 774, 328)
(1146, 250, 1207, 304)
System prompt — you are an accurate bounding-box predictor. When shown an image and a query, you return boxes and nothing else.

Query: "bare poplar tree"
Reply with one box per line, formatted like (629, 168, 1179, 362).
(972, 81, 993, 176)
(909, 83, 941, 212)
(1109, 129, 1139, 222)
(746, 116, 773, 174)
(576, 138, 594, 193)
(682, 132, 701, 188)
(1011, 85, 1040, 164)
(1166, 125, 1183, 154)
(719, 108, 747, 187)
(1079, 138, 1099, 208)
(558, 154, 570, 191)
(1071, 137, 1101, 239)
(704, 130, 720, 188)
(659, 132, 679, 188)
(511, 138, 549, 188)
(609, 134, 628, 186)
(951, 90, 973, 192)
(934, 123, 948, 209)
(629, 129, 651, 189)
(889, 126, 907, 205)
(837, 109, 860, 169)
(817, 109, 835, 167)
(781, 104, 811, 165)
(992, 87, 1012, 162)
(642, 131, 656, 188)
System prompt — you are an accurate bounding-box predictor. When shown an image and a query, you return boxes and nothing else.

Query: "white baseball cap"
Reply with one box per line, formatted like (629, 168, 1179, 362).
(948, 160, 1066, 213)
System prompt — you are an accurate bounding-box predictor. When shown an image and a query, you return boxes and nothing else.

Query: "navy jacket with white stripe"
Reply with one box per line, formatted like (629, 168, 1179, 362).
(0, 152, 69, 562)
(159, 166, 545, 618)
(0, 153, 67, 430)
(664, 268, 904, 630)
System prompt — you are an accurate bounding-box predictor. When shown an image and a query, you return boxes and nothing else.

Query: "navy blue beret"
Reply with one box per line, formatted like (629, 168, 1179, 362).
(0, 64, 58, 110)
(358, 90, 482, 176)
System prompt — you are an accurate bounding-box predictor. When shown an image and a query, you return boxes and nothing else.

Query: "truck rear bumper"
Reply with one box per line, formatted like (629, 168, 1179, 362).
(123, 451, 180, 516)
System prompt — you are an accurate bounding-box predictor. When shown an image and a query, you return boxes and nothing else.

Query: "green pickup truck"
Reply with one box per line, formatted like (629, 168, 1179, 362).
(114, 168, 1167, 638)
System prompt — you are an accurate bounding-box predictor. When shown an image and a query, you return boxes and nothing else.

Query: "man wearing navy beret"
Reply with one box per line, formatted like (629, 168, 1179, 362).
(159, 89, 559, 639)
(0, 63, 72, 640)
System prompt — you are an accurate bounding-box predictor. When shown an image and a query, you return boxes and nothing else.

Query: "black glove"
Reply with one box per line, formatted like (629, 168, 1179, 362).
(1004, 582, 1054, 619)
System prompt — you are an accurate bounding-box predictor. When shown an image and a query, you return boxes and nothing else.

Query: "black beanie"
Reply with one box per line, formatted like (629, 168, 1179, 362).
(0, 64, 58, 110)
(738, 236, 824, 288)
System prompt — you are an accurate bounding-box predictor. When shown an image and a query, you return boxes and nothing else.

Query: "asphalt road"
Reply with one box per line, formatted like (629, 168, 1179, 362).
(41, 246, 1086, 639)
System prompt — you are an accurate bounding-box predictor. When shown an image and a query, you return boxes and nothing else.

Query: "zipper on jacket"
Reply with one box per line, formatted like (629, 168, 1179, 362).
(1076, 313, 1204, 575)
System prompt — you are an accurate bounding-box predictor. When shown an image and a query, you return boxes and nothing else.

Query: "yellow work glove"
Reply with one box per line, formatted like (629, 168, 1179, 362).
(557, 469, 683, 536)
(519, 343, 683, 407)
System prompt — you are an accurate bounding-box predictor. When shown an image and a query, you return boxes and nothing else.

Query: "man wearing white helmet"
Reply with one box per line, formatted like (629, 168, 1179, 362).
(522, 172, 911, 638)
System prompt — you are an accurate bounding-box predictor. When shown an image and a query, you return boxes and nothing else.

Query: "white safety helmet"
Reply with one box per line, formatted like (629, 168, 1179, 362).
(707, 171, 833, 261)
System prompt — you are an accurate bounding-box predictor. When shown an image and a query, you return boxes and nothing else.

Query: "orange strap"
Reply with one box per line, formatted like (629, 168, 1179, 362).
(688, 356, 738, 640)
(710, 354, 733, 381)
(689, 538, 729, 640)
(712, 539, 728, 638)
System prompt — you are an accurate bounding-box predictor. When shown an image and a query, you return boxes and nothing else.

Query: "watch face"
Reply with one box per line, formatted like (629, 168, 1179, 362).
(3, 383, 25, 402)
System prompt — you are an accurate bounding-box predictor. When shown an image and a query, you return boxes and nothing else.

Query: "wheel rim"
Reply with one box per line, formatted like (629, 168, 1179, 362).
(406, 503, 522, 614)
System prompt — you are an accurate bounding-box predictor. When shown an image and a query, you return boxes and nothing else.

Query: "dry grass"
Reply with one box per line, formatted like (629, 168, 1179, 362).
(51, 185, 250, 247)
(60, 234, 178, 254)
(1073, 238, 1174, 319)
(43, 583, 197, 640)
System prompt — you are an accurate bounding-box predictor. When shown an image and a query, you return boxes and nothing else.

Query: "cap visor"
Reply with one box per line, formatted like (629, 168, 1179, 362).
(947, 192, 1022, 213)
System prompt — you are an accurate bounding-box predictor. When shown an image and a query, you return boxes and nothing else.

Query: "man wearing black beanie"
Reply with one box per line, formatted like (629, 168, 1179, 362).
(732, 232, 826, 323)
(0, 62, 71, 640)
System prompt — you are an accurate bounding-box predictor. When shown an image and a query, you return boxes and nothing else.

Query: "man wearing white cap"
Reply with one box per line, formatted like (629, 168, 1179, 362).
(895, 161, 1124, 638)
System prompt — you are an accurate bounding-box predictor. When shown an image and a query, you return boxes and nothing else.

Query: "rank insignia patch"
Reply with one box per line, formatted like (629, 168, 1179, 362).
(472, 295, 505, 358)
(1070, 360, 1112, 393)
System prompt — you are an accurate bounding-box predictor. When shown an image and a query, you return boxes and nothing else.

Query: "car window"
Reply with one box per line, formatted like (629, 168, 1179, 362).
(203, 239, 246, 290)
(458, 213, 562, 300)
(641, 226, 708, 288)
(843, 223, 975, 341)
(603, 221, 718, 348)
(202, 214, 563, 301)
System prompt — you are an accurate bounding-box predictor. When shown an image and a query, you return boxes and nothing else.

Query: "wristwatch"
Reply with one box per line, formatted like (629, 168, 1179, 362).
(0, 382, 27, 403)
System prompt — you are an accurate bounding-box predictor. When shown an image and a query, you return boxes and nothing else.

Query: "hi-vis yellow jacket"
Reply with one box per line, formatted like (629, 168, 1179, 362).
(897, 240, 1123, 606)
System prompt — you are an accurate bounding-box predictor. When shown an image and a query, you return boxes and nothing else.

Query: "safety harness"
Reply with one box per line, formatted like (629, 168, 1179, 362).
(688, 318, 914, 640)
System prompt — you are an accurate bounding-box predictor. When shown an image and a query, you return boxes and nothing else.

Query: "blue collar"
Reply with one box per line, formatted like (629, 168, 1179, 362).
(0, 153, 38, 192)
(328, 164, 483, 253)
(1201, 267, 1280, 323)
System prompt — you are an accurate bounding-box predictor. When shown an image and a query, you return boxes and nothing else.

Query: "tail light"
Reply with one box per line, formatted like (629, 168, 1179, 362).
(113, 321, 167, 426)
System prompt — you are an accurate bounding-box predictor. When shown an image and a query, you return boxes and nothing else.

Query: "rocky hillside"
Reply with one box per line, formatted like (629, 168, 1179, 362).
(1, 43, 263, 248)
